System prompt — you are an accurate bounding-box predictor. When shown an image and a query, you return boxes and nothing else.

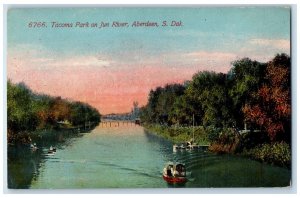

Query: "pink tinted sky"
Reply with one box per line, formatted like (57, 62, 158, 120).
(7, 51, 231, 114)
(7, 8, 290, 114)
(7, 43, 289, 114)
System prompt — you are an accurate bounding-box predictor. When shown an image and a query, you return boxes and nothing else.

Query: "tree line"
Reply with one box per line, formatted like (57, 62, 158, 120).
(140, 53, 291, 143)
(7, 80, 101, 144)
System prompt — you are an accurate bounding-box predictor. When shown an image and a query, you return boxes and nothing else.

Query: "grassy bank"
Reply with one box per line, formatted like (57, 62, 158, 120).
(143, 124, 291, 168)
(242, 142, 291, 168)
(143, 124, 210, 145)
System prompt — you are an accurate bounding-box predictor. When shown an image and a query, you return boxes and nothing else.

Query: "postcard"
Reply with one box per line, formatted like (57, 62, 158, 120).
(6, 6, 291, 189)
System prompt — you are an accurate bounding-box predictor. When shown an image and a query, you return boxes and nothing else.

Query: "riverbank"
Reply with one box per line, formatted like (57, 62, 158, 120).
(143, 124, 291, 168)
(143, 124, 210, 145)
(7, 80, 101, 146)
(8, 122, 99, 148)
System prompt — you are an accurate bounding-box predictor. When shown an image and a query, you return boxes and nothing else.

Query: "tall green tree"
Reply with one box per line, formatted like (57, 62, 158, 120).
(185, 71, 232, 127)
(228, 58, 266, 128)
(141, 84, 185, 125)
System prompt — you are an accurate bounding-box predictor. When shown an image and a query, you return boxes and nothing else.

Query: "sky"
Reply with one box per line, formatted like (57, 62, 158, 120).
(7, 7, 290, 114)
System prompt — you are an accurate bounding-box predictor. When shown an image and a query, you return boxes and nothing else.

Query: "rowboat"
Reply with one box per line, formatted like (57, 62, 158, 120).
(162, 162, 187, 184)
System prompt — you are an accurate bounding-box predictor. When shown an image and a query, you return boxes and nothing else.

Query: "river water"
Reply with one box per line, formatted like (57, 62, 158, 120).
(7, 124, 291, 189)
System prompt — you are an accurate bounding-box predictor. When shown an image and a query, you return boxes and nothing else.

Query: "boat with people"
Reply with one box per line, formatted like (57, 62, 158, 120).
(173, 114, 206, 152)
(30, 143, 38, 151)
(162, 162, 187, 184)
(173, 140, 202, 151)
(48, 146, 57, 154)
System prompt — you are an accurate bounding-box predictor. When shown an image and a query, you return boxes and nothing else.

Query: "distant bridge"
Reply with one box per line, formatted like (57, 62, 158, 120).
(100, 120, 140, 127)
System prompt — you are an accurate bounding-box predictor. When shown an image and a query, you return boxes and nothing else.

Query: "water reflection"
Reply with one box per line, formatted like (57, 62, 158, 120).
(7, 128, 88, 189)
(7, 125, 291, 189)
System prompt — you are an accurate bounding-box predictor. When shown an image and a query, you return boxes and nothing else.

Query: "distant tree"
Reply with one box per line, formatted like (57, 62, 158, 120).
(131, 101, 139, 119)
(31, 94, 53, 129)
(147, 87, 163, 123)
(48, 97, 71, 124)
(141, 84, 185, 124)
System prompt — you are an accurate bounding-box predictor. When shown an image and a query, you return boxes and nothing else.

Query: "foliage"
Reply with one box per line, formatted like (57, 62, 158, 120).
(208, 128, 241, 154)
(242, 54, 291, 141)
(145, 124, 210, 145)
(243, 142, 291, 168)
(228, 58, 266, 128)
(7, 81, 38, 132)
(217, 128, 238, 145)
(7, 80, 101, 144)
(206, 126, 221, 142)
(239, 131, 270, 151)
(140, 54, 291, 167)
(141, 54, 291, 144)
(141, 71, 235, 128)
(140, 84, 185, 125)
(186, 71, 233, 128)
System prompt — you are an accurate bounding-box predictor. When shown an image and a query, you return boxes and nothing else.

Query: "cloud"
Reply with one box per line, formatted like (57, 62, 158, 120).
(183, 51, 237, 61)
(48, 55, 111, 68)
(234, 38, 290, 62)
(248, 38, 290, 51)
(174, 51, 238, 72)
(8, 51, 112, 76)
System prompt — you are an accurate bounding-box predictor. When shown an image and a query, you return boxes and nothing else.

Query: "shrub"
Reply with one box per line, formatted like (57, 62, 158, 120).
(244, 142, 291, 168)
(218, 128, 237, 144)
(207, 126, 220, 142)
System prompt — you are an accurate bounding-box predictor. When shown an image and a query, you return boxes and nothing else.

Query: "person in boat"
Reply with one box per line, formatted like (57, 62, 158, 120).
(175, 164, 186, 177)
(173, 168, 179, 176)
(48, 146, 55, 152)
(166, 164, 173, 176)
(167, 167, 173, 177)
(163, 162, 187, 184)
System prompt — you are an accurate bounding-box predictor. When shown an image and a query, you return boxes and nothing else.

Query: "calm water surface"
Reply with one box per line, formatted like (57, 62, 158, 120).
(8, 125, 291, 188)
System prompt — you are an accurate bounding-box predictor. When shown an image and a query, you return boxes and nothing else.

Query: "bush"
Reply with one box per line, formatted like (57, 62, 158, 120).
(218, 128, 237, 144)
(206, 126, 220, 142)
(208, 127, 241, 154)
(240, 131, 270, 150)
(244, 142, 291, 168)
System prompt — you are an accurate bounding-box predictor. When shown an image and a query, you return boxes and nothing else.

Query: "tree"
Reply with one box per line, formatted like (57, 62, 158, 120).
(69, 102, 99, 126)
(7, 81, 38, 132)
(169, 94, 196, 125)
(228, 58, 266, 128)
(7, 80, 101, 144)
(48, 97, 71, 124)
(131, 101, 139, 119)
(243, 54, 291, 141)
(141, 84, 185, 124)
(185, 71, 233, 127)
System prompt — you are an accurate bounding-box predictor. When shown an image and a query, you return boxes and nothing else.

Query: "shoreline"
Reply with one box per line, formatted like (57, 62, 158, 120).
(143, 124, 210, 145)
(8, 122, 100, 148)
(143, 123, 291, 169)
